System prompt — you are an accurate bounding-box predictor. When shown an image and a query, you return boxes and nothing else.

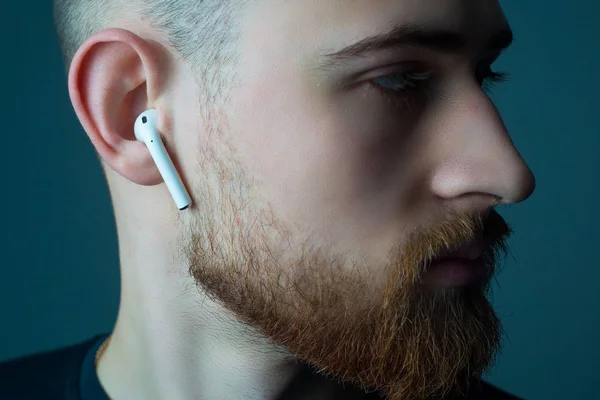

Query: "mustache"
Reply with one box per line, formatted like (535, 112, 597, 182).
(394, 209, 513, 284)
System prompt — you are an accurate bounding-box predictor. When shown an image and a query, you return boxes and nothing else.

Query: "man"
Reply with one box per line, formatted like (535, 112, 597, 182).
(0, 0, 536, 399)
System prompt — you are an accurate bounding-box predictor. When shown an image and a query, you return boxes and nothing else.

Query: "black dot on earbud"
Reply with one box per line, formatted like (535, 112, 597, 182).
(142, 116, 147, 124)
(151, 140, 153, 142)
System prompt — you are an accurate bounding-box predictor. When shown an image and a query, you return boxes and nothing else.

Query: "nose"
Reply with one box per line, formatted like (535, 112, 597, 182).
(429, 81, 536, 208)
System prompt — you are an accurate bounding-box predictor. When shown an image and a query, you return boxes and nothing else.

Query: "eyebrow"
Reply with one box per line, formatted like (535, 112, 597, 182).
(315, 22, 514, 72)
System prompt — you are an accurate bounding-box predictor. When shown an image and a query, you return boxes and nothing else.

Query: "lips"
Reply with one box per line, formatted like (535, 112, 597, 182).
(422, 239, 490, 287)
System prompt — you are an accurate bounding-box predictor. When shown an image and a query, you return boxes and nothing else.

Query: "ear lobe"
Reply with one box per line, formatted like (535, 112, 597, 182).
(68, 28, 166, 186)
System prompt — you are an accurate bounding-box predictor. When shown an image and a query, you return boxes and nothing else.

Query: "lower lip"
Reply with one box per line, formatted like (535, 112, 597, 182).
(423, 257, 487, 287)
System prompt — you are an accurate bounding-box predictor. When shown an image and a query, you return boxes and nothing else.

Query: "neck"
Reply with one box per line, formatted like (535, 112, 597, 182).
(96, 200, 313, 400)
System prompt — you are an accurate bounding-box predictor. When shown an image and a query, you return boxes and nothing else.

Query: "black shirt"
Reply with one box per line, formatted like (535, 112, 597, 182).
(0, 335, 109, 400)
(0, 334, 523, 399)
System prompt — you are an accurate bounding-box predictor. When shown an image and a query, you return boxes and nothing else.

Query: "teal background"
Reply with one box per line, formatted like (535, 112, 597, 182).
(1, 1, 598, 399)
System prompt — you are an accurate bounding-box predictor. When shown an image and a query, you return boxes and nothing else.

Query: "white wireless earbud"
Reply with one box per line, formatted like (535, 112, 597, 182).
(134, 109, 191, 211)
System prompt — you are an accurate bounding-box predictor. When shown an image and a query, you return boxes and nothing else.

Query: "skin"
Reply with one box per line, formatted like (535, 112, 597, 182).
(68, 0, 536, 399)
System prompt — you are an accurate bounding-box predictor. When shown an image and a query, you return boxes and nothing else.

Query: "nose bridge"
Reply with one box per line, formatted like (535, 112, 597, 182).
(430, 83, 536, 206)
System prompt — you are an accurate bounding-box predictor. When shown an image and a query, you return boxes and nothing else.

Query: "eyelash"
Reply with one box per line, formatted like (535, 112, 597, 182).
(371, 65, 510, 110)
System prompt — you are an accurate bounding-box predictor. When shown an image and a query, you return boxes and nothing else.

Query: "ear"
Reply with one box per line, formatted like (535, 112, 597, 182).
(68, 28, 172, 185)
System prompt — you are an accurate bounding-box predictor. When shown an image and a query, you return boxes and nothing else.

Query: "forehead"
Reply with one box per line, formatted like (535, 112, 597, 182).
(242, 0, 507, 59)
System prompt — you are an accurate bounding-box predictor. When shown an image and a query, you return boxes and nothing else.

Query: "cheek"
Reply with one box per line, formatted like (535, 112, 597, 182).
(229, 79, 349, 220)
(227, 74, 421, 258)
(174, 110, 204, 181)
(227, 83, 329, 208)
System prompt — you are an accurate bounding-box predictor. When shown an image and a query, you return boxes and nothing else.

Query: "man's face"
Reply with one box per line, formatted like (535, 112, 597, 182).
(175, 0, 534, 399)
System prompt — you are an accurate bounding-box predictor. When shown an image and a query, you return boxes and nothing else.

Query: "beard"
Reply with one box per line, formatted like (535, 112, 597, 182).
(178, 138, 512, 400)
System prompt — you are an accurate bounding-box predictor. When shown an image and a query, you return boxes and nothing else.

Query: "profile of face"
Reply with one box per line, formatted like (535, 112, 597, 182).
(159, 0, 536, 399)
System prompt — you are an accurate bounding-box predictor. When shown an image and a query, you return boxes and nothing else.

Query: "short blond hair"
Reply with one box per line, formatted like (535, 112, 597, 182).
(53, 0, 248, 114)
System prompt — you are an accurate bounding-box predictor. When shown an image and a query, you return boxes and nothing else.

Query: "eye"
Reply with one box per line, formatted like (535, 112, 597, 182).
(370, 69, 434, 110)
(369, 63, 510, 110)
(475, 62, 510, 94)
(372, 70, 433, 94)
